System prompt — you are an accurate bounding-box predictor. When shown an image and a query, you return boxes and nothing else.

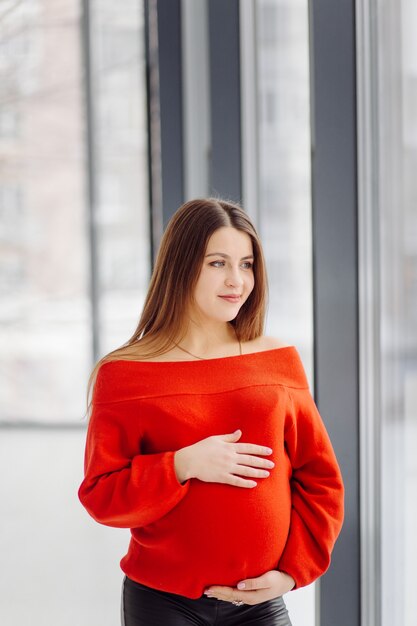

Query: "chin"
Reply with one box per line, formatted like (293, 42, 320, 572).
(205, 312, 238, 324)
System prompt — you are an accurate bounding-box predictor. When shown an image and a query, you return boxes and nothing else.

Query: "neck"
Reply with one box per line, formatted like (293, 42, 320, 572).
(175, 322, 240, 357)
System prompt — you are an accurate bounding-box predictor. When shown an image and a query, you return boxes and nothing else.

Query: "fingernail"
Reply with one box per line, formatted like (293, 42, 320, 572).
(204, 590, 213, 595)
(237, 582, 245, 589)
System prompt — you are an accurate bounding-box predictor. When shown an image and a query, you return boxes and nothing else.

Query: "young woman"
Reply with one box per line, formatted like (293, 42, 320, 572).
(78, 197, 344, 626)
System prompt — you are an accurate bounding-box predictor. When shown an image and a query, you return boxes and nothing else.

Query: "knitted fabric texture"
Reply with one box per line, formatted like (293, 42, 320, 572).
(78, 346, 344, 599)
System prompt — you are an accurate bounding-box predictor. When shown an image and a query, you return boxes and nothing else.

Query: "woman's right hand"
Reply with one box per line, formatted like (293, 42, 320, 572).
(174, 429, 274, 487)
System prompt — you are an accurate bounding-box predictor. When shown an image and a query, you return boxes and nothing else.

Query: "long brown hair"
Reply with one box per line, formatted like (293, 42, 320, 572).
(84, 197, 269, 417)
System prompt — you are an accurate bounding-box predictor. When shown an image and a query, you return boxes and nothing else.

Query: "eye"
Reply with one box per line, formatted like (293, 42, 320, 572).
(209, 260, 253, 269)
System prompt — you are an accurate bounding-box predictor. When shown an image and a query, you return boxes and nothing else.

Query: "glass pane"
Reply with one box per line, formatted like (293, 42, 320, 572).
(255, 1, 315, 624)
(0, 0, 150, 424)
(378, 1, 417, 624)
(256, 0, 313, 365)
(0, 0, 90, 424)
(89, 0, 150, 357)
(0, 1, 149, 625)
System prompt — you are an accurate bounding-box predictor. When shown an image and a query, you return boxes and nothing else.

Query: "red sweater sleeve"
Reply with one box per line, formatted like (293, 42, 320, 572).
(277, 385, 345, 589)
(78, 370, 191, 529)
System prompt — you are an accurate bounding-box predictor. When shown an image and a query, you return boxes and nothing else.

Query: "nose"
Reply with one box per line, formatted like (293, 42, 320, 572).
(225, 265, 244, 288)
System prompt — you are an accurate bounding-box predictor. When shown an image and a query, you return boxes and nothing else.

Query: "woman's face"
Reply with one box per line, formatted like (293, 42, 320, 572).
(189, 227, 255, 325)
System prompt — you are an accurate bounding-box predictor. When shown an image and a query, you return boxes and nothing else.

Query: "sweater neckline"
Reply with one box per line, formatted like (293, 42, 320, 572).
(94, 346, 309, 403)
(110, 345, 296, 366)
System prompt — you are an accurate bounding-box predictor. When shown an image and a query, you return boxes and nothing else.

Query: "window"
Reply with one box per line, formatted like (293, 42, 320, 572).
(0, 0, 149, 425)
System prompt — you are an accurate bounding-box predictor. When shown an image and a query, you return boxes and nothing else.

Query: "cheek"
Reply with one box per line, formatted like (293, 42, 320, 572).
(195, 270, 211, 291)
(194, 272, 217, 300)
(246, 273, 255, 292)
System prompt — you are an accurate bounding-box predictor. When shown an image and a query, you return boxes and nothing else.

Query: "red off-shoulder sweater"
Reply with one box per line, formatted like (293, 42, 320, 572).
(78, 346, 344, 599)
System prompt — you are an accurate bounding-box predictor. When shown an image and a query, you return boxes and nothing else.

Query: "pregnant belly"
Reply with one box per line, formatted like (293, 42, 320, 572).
(134, 472, 292, 580)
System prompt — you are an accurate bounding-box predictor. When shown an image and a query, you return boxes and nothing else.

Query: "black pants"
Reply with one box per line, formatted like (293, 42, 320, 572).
(121, 575, 293, 626)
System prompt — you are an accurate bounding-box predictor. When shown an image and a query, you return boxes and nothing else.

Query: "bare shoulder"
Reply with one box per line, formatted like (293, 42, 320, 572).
(243, 335, 292, 354)
(259, 335, 293, 350)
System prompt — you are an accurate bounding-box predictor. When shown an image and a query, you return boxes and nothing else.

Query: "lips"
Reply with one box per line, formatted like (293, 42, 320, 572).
(219, 295, 241, 303)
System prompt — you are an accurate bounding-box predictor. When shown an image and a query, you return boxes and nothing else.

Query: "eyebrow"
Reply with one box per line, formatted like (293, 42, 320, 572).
(205, 253, 254, 260)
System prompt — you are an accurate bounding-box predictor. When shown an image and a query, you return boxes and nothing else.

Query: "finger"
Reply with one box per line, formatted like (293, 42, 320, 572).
(204, 587, 267, 606)
(226, 475, 258, 488)
(234, 443, 273, 456)
(236, 590, 270, 605)
(233, 464, 271, 479)
(204, 585, 244, 602)
(234, 453, 275, 469)
(218, 429, 242, 442)
(204, 585, 236, 599)
(237, 576, 270, 591)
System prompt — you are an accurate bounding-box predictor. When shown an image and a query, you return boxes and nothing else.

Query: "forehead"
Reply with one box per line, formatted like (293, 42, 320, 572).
(206, 227, 253, 252)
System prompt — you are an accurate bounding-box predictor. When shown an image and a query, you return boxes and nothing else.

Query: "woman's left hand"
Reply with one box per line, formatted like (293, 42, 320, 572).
(203, 570, 295, 605)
